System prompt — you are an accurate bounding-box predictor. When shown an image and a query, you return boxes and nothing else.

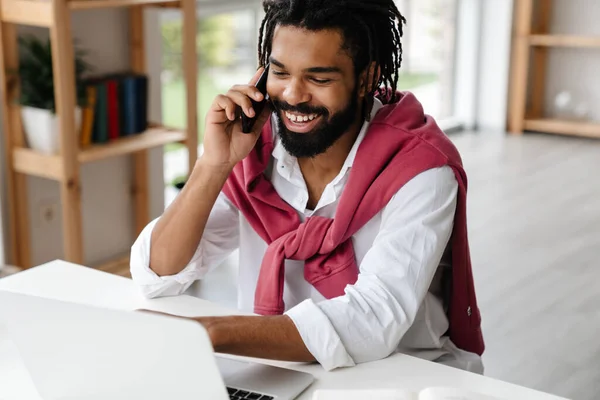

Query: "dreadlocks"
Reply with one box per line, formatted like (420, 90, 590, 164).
(258, 0, 407, 106)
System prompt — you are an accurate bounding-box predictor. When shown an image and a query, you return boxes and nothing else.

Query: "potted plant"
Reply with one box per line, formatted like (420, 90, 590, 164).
(16, 35, 91, 154)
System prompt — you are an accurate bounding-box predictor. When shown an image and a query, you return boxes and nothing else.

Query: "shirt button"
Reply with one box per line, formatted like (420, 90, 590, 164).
(467, 306, 472, 316)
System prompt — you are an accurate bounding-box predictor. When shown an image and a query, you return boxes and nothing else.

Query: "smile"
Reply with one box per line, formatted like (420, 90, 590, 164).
(280, 110, 322, 134)
(284, 111, 319, 123)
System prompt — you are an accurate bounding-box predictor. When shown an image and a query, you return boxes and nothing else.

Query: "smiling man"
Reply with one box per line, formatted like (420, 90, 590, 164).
(130, 0, 485, 373)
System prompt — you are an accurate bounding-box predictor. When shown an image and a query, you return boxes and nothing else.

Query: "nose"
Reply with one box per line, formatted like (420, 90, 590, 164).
(282, 78, 311, 106)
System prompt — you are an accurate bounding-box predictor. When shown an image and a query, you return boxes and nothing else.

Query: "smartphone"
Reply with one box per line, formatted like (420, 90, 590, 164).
(242, 63, 270, 133)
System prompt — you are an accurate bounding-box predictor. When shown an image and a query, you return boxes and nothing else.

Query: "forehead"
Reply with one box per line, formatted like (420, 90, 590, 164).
(270, 25, 353, 71)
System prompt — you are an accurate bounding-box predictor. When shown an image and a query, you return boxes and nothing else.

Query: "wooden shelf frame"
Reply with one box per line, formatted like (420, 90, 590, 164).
(0, 0, 181, 27)
(0, 0, 199, 269)
(69, 0, 180, 11)
(508, 0, 600, 138)
(529, 34, 600, 48)
(12, 127, 187, 180)
(524, 119, 600, 139)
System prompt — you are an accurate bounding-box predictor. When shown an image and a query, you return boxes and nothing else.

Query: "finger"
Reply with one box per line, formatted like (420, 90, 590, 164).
(226, 89, 256, 118)
(230, 84, 264, 102)
(248, 66, 265, 86)
(211, 94, 237, 121)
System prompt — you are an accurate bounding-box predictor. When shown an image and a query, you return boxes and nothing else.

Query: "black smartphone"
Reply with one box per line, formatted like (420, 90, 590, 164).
(242, 63, 270, 133)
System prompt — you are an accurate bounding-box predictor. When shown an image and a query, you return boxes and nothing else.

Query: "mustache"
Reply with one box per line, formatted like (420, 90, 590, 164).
(270, 98, 328, 117)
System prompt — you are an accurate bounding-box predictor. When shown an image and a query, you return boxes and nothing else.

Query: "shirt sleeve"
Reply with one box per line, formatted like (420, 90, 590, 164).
(285, 166, 458, 371)
(129, 191, 240, 299)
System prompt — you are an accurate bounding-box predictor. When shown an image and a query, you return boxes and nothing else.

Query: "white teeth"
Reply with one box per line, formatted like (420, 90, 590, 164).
(285, 111, 318, 123)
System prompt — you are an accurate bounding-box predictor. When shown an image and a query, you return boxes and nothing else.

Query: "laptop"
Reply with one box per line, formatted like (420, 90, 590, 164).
(0, 290, 315, 400)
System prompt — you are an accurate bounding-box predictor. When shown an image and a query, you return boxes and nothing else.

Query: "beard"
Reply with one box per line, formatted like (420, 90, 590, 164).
(271, 86, 360, 158)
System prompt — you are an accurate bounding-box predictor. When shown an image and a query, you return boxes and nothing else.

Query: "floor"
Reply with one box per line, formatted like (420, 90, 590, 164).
(0, 265, 21, 279)
(450, 131, 600, 400)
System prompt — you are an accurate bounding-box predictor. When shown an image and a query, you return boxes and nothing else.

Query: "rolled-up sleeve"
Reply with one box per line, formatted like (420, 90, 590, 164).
(285, 166, 458, 370)
(130, 191, 240, 299)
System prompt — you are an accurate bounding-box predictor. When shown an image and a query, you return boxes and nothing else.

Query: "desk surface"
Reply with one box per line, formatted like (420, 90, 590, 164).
(0, 260, 568, 400)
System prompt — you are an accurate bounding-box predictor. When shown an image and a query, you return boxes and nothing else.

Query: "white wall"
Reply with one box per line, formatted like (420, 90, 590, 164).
(453, 0, 482, 130)
(473, 0, 515, 132)
(544, 0, 600, 121)
(0, 8, 165, 267)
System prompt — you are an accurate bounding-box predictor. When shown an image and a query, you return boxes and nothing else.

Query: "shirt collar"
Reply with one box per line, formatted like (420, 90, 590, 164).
(271, 97, 384, 173)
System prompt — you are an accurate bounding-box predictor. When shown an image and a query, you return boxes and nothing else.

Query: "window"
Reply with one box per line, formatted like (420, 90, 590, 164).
(160, 3, 262, 204)
(395, 0, 459, 121)
(161, 6, 260, 141)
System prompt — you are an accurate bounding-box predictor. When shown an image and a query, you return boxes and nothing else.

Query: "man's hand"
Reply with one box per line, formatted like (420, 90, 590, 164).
(201, 66, 272, 170)
(136, 310, 315, 364)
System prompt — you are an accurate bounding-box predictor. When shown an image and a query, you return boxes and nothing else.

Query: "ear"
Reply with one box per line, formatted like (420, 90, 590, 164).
(358, 62, 381, 97)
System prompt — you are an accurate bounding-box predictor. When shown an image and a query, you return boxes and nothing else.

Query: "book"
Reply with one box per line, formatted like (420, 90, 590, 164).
(312, 387, 502, 400)
(106, 78, 121, 140)
(92, 80, 109, 144)
(85, 72, 149, 143)
(137, 74, 148, 133)
(120, 73, 148, 135)
(80, 84, 97, 147)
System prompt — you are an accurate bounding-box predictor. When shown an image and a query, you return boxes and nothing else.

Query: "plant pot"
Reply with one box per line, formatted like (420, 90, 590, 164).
(21, 106, 82, 155)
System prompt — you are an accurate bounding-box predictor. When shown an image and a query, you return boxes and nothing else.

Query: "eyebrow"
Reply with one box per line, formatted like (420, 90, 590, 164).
(269, 56, 342, 74)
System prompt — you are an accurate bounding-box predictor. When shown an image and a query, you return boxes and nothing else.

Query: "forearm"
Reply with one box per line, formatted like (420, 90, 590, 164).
(149, 158, 232, 276)
(200, 315, 316, 363)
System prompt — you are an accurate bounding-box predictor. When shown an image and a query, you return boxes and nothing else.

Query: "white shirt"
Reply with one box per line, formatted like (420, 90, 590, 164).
(130, 99, 483, 373)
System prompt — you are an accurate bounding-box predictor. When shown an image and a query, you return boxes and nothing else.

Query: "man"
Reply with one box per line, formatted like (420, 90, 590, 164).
(130, 0, 484, 373)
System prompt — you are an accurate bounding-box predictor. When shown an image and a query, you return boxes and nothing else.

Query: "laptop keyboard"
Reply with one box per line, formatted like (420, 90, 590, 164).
(227, 386, 274, 399)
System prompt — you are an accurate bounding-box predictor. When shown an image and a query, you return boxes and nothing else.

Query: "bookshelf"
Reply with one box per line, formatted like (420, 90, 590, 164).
(0, 0, 198, 271)
(508, 0, 600, 139)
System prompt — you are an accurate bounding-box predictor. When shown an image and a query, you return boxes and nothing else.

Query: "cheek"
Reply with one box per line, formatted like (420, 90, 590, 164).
(266, 79, 348, 115)
(266, 79, 284, 100)
(318, 86, 352, 114)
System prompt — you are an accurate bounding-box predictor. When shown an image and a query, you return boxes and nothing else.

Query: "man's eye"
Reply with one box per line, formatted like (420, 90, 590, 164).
(272, 71, 288, 76)
(312, 78, 331, 84)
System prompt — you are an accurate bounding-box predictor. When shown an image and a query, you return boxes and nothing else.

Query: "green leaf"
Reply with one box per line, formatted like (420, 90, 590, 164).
(16, 34, 92, 111)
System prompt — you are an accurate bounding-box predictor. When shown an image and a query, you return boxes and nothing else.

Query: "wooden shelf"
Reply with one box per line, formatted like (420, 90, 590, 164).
(524, 118, 600, 139)
(0, 0, 53, 26)
(1, 0, 198, 269)
(529, 34, 600, 48)
(78, 126, 186, 163)
(0, 0, 180, 26)
(509, 1, 600, 140)
(69, 0, 180, 10)
(13, 148, 65, 180)
(12, 126, 186, 180)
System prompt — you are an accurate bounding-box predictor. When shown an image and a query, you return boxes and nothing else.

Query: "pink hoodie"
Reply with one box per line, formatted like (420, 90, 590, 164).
(222, 91, 485, 356)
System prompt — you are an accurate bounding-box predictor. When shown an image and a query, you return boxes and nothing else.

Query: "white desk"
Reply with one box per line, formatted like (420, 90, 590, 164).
(0, 260, 567, 400)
